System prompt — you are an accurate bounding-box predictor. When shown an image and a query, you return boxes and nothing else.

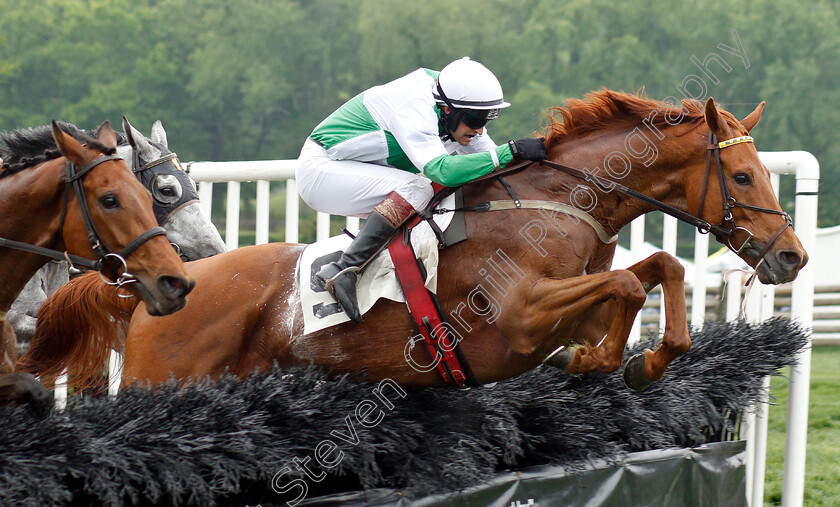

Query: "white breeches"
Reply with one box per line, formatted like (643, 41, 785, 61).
(296, 139, 434, 217)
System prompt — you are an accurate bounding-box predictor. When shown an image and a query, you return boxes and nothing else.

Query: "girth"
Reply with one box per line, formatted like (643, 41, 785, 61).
(389, 211, 480, 388)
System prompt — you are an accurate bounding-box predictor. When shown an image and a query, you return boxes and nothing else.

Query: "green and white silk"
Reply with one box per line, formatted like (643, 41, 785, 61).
(309, 68, 513, 187)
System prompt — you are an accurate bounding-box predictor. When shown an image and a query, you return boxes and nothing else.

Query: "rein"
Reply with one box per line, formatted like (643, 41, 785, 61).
(0, 154, 166, 287)
(429, 131, 791, 260)
(538, 158, 734, 239)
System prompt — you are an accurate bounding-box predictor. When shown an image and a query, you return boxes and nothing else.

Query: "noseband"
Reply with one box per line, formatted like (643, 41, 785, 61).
(59, 153, 167, 287)
(699, 132, 792, 264)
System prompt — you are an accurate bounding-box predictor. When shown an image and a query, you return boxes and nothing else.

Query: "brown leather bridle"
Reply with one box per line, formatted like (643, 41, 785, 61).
(698, 132, 792, 266)
(0, 154, 166, 288)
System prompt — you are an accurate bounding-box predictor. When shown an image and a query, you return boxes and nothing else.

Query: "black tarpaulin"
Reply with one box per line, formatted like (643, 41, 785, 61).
(299, 441, 746, 507)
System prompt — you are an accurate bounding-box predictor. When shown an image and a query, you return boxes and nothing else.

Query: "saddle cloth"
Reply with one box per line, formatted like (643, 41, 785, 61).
(299, 193, 456, 335)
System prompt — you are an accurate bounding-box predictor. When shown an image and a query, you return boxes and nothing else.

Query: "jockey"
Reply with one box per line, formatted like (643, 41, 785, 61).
(296, 57, 547, 323)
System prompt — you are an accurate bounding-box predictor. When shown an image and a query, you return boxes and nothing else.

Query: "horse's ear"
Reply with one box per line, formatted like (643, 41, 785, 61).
(150, 120, 168, 149)
(122, 115, 154, 155)
(122, 115, 135, 146)
(704, 97, 733, 138)
(51, 120, 87, 166)
(95, 121, 118, 149)
(740, 101, 765, 133)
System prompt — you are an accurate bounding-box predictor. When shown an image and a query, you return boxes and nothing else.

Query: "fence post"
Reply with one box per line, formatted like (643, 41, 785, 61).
(256, 180, 271, 245)
(780, 152, 819, 507)
(225, 181, 240, 250)
(691, 231, 709, 327)
(285, 179, 298, 243)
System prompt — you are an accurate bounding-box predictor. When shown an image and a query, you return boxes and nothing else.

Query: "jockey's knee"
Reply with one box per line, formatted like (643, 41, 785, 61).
(395, 178, 434, 211)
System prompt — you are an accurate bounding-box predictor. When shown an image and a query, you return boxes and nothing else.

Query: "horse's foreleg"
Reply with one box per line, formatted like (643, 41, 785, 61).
(622, 252, 691, 389)
(498, 270, 647, 375)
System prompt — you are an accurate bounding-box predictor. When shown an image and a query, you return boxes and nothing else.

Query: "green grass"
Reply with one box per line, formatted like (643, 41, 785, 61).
(764, 345, 840, 506)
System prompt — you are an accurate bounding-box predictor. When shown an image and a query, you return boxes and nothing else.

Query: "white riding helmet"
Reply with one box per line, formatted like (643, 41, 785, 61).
(433, 57, 511, 114)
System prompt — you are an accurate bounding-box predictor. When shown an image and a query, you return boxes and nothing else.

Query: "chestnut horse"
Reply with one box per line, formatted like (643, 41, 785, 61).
(23, 92, 806, 392)
(2, 121, 194, 400)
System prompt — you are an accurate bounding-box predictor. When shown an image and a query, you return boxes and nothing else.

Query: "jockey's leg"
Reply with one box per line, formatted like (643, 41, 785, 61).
(296, 139, 433, 322)
(314, 192, 416, 322)
(296, 139, 433, 216)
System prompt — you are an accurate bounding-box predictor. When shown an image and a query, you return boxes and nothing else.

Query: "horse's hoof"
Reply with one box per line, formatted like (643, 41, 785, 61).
(543, 345, 581, 372)
(623, 353, 654, 391)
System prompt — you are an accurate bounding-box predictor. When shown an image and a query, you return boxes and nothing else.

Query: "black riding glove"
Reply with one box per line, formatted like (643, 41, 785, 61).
(508, 137, 547, 161)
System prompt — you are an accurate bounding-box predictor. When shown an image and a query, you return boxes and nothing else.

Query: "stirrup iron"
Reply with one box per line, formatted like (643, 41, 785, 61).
(322, 266, 361, 298)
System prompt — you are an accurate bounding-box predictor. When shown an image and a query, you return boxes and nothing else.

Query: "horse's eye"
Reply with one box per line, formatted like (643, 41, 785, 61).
(152, 175, 183, 204)
(734, 173, 752, 185)
(99, 193, 120, 209)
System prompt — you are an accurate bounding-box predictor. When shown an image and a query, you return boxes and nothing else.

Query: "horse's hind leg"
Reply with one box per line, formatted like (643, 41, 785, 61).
(622, 252, 691, 389)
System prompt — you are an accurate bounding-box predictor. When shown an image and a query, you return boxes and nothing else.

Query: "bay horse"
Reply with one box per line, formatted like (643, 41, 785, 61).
(23, 92, 806, 392)
(1, 121, 194, 399)
(6, 117, 225, 346)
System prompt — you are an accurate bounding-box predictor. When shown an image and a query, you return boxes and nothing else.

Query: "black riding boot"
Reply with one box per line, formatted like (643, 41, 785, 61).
(314, 192, 416, 322)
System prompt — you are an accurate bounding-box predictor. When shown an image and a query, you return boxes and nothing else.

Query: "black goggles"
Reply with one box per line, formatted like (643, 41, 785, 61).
(459, 108, 499, 130)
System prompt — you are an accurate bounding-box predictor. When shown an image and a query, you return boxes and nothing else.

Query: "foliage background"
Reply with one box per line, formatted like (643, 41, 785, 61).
(1, 0, 838, 229)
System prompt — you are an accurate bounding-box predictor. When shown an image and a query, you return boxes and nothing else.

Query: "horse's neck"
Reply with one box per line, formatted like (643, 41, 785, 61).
(519, 126, 697, 235)
(0, 160, 67, 310)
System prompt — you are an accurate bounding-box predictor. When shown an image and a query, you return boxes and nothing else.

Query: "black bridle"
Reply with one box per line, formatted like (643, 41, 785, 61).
(0, 153, 166, 286)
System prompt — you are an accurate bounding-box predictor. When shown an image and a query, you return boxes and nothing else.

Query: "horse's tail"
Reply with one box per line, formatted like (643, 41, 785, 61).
(16, 272, 140, 391)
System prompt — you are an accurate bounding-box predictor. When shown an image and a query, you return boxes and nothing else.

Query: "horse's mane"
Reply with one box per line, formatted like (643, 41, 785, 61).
(0, 121, 125, 177)
(542, 89, 711, 150)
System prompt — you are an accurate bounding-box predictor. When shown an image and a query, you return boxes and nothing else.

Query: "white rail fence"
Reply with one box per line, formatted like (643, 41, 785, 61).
(53, 151, 818, 506)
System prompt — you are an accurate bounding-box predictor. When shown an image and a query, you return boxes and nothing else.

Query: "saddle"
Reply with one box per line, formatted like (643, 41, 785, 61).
(298, 187, 477, 387)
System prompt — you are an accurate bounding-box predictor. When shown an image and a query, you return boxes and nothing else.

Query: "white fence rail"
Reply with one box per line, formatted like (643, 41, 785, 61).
(177, 151, 816, 507)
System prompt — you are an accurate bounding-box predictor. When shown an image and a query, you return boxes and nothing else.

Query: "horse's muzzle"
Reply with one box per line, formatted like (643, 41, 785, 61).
(754, 247, 808, 285)
(136, 275, 195, 316)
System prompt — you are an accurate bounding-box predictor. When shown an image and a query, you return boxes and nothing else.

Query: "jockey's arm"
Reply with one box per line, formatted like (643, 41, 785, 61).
(389, 110, 515, 187)
(421, 146, 513, 186)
